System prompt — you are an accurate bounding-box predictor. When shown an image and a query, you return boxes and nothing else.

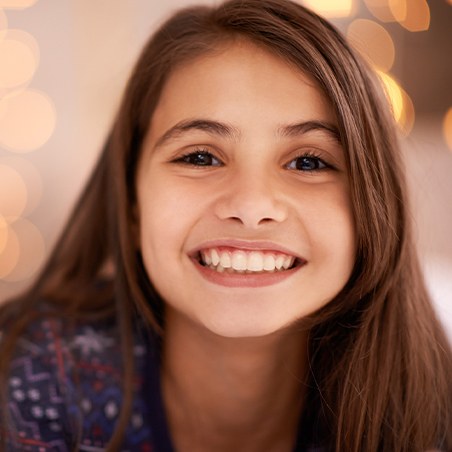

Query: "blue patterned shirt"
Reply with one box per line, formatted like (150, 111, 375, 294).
(2, 314, 324, 451)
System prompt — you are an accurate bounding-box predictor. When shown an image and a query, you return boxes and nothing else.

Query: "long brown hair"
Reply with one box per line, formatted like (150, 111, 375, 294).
(1, 0, 451, 450)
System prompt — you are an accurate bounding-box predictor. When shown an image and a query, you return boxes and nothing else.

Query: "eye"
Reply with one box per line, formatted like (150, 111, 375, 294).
(173, 149, 223, 167)
(286, 153, 329, 172)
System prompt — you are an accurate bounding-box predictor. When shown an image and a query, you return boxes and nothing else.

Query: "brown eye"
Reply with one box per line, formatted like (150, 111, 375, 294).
(175, 150, 222, 167)
(286, 155, 328, 171)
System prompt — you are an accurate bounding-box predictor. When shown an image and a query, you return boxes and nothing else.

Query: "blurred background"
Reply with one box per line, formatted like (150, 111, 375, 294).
(0, 0, 451, 341)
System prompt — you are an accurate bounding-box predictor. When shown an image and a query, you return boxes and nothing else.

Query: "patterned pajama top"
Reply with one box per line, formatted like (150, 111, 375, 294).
(2, 312, 325, 451)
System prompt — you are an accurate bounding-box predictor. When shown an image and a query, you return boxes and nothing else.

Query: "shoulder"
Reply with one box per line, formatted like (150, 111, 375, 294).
(1, 303, 150, 449)
(2, 311, 76, 450)
(62, 315, 156, 450)
(68, 318, 156, 450)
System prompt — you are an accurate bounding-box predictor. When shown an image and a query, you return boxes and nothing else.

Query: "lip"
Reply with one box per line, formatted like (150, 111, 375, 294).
(189, 239, 304, 258)
(188, 239, 306, 288)
(191, 258, 303, 288)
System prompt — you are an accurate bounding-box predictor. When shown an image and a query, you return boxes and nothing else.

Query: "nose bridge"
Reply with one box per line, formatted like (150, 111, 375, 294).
(214, 164, 288, 227)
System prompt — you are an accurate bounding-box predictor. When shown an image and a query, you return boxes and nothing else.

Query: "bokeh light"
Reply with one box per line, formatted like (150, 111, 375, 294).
(0, 9, 8, 34)
(399, 0, 430, 32)
(376, 70, 414, 134)
(377, 70, 404, 121)
(365, 0, 430, 30)
(347, 19, 395, 71)
(0, 157, 42, 217)
(398, 88, 415, 135)
(0, 223, 19, 279)
(0, 11, 7, 95)
(0, 0, 38, 9)
(1, 218, 45, 282)
(0, 1, 49, 291)
(0, 90, 7, 119)
(0, 30, 40, 98)
(364, 0, 396, 22)
(0, 215, 8, 255)
(0, 32, 39, 89)
(0, 164, 28, 220)
(4, 29, 40, 63)
(301, 0, 355, 18)
(0, 89, 56, 152)
(443, 107, 452, 152)
(388, 0, 407, 23)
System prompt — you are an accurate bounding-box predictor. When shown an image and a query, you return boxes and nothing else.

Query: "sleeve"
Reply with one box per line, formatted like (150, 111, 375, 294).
(3, 314, 156, 451)
(4, 318, 76, 452)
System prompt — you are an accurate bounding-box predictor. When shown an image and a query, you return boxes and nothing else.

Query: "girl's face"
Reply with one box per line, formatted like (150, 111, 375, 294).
(136, 41, 356, 338)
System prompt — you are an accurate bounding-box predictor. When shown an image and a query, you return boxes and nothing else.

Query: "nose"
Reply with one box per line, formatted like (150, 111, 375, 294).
(214, 169, 288, 228)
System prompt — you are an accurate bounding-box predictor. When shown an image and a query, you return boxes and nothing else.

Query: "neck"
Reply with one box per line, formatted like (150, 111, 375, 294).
(161, 309, 308, 452)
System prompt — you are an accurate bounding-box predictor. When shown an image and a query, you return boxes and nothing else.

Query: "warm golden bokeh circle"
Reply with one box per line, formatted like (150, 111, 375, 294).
(0, 9, 8, 33)
(377, 70, 404, 120)
(364, 0, 430, 31)
(302, 0, 355, 18)
(5, 29, 40, 63)
(0, 0, 39, 9)
(347, 19, 395, 72)
(0, 157, 43, 217)
(0, 164, 28, 219)
(0, 223, 20, 280)
(0, 89, 56, 152)
(398, 88, 415, 136)
(0, 215, 8, 255)
(0, 33, 39, 89)
(1, 218, 46, 282)
(364, 0, 395, 22)
(376, 70, 415, 135)
(393, 0, 430, 32)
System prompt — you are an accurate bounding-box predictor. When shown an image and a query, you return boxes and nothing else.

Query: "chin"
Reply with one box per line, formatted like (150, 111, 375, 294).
(200, 315, 294, 339)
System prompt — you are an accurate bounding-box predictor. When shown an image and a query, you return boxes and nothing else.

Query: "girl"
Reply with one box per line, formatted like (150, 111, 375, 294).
(1, 0, 451, 450)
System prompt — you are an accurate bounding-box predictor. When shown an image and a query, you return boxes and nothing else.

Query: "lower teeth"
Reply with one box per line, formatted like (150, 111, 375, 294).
(208, 265, 283, 274)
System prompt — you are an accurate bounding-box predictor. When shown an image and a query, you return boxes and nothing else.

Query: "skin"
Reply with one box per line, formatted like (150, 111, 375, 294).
(136, 41, 356, 451)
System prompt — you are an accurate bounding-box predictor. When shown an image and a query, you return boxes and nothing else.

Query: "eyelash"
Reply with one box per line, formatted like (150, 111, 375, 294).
(172, 148, 332, 172)
(173, 148, 223, 167)
(285, 151, 332, 172)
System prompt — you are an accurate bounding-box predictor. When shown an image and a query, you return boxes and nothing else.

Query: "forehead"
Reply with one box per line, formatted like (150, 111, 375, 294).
(147, 40, 336, 144)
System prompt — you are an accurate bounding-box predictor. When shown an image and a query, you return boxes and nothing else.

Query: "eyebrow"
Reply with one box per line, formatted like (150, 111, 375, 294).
(154, 118, 341, 148)
(278, 120, 341, 143)
(154, 119, 241, 148)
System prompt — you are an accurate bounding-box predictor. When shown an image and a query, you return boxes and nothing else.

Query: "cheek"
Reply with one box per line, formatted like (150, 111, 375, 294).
(300, 184, 355, 264)
(140, 172, 209, 222)
(137, 176, 206, 261)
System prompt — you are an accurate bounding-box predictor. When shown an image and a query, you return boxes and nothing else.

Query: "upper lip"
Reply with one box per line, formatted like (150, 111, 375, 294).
(188, 239, 306, 260)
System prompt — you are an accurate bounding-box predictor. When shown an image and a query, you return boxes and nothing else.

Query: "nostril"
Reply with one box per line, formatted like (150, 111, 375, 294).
(258, 217, 275, 224)
(214, 196, 288, 227)
(225, 216, 278, 226)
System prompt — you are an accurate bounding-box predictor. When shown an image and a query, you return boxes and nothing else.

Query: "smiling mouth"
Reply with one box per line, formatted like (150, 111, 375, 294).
(196, 248, 301, 274)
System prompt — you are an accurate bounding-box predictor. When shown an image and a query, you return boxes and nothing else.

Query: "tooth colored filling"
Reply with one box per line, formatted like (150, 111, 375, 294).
(199, 249, 296, 273)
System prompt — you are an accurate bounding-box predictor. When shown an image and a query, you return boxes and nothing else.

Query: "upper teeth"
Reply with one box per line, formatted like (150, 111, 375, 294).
(199, 248, 295, 273)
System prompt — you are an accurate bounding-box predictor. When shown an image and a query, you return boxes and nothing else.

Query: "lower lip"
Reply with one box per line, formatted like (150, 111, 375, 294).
(192, 259, 303, 288)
